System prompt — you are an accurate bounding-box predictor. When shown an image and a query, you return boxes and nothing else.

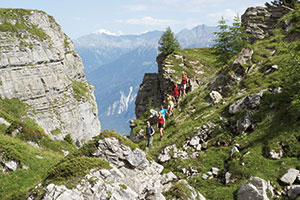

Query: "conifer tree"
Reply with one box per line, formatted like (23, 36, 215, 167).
(158, 27, 180, 57)
(213, 15, 246, 63)
(213, 17, 232, 62)
(229, 15, 247, 54)
(266, 0, 299, 8)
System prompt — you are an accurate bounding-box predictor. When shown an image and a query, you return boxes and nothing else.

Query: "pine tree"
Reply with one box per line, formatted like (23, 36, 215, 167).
(213, 17, 232, 62)
(266, 0, 299, 8)
(229, 15, 246, 54)
(158, 27, 180, 57)
(213, 15, 247, 64)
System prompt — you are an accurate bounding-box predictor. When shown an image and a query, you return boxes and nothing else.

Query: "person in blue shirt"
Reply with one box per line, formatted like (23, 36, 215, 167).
(158, 105, 167, 118)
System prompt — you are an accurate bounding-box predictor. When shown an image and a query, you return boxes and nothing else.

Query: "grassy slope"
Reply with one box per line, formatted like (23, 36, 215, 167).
(0, 134, 63, 200)
(0, 98, 78, 199)
(134, 7, 300, 200)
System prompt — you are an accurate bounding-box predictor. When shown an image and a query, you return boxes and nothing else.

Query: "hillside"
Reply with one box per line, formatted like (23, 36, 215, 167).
(131, 5, 300, 200)
(2, 3, 300, 200)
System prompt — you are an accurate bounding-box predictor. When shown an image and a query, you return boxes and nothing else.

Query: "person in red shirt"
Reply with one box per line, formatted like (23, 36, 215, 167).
(173, 82, 180, 106)
(157, 112, 165, 141)
(181, 73, 189, 97)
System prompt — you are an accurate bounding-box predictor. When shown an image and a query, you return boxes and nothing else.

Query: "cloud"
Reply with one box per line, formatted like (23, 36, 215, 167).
(207, 8, 238, 22)
(131, 0, 219, 12)
(123, 5, 148, 11)
(115, 16, 177, 27)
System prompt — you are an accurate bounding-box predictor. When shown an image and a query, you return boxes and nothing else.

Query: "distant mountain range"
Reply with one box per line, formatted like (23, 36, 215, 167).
(74, 24, 218, 134)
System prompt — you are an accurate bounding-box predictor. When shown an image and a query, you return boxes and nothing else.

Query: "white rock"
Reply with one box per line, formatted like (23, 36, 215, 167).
(237, 177, 271, 200)
(269, 150, 282, 160)
(202, 174, 209, 180)
(189, 136, 200, 146)
(209, 91, 223, 103)
(280, 168, 300, 185)
(211, 168, 219, 176)
(0, 117, 10, 126)
(4, 160, 18, 171)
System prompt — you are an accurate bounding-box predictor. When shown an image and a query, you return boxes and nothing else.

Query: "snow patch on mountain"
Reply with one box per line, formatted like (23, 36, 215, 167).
(93, 29, 123, 36)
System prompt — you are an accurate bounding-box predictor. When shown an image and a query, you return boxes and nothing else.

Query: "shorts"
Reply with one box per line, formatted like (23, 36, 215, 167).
(182, 84, 187, 90)
(168, 102, 174, 109)
(158, 123, 164, 129)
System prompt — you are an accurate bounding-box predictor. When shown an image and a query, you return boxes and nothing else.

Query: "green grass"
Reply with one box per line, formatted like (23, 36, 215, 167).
(45, 155, 111, 189)
(163, 181, 195, 200)
(72, 81, 90, 101)
(0, 134, 63, 200)
(0, 8, 49, 41)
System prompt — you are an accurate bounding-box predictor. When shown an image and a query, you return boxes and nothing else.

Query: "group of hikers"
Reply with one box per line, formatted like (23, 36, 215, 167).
(145, 73, 189, 148)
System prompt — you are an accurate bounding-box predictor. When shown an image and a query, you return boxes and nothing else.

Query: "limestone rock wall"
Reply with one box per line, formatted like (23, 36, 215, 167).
(135, 73, 162, 118)
(135, 53, 202, 118)
(242, 6, 291, 43)
(0, 9, 100, 145)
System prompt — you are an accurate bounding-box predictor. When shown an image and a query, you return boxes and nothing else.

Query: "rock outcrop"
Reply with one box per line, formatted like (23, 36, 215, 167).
(0, 9, 100, 145)
(30, 137, 205, 200)
(135, 52, 205, 118)
(237, 177, 274, 200)
(242, 6, 291, 43)
(135, 73, 162, 118)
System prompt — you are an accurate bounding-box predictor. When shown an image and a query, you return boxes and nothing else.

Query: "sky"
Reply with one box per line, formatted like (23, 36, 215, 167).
(1, 0, 270, 39)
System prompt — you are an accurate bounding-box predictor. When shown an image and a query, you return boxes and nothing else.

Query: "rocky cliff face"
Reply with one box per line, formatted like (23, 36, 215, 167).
(0, 9, 100, 145)
(242, 6, 291, 43)
(135, 50, 207, 118)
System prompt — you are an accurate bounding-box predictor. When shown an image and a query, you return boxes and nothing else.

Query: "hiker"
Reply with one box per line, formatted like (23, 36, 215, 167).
(158, 105, 167, 119)
(166, 93, 175, 116)
(144, 121, 155, 148)
(173, 82, 180, 106)
(181, 73, 189, 97)
(157, 112, 165, 140)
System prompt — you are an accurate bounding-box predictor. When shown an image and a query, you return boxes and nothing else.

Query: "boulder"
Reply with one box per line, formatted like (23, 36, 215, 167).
(236, 112, 253, 134)
(237, 177, 273, 200)
(288, 185, 300, 200)
(280, 168, 300, 185)
(229, 92, 263, 115)
(3, 160, 18, 171)
(211, 168, 220, 176)
(189, 136, 200, 147)
(209, 91, 223, 104)
(93, 137, 149, 170)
